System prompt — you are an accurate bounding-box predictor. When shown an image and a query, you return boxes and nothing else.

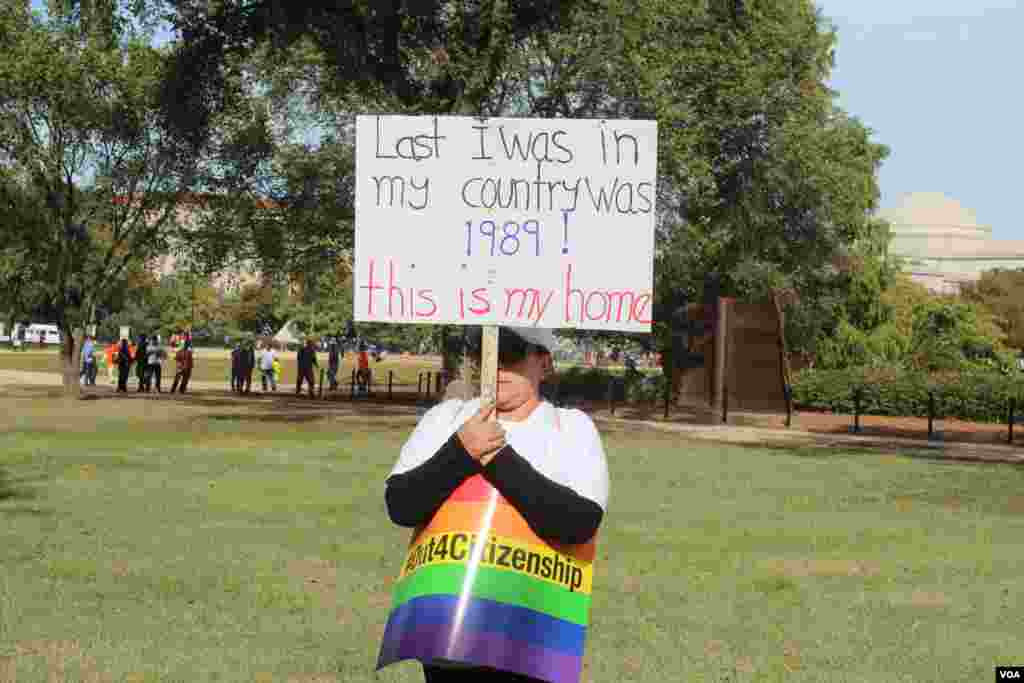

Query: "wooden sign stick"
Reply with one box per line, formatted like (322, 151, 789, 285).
(479, 325, 499, 416)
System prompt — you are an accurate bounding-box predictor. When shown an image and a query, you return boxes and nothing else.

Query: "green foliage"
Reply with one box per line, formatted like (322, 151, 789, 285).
(908, 300, 1006, 372)
(0, 1, 205, 388)
(961, 268, 1024, 350)
(792, 367, 1024, 423)
(481, 0, 887, 357)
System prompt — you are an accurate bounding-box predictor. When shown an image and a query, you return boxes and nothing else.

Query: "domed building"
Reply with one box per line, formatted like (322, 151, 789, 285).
(879, 192, 1024, 294)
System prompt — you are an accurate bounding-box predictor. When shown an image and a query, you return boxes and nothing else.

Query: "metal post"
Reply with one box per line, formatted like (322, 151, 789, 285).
(722, 382, 729, 424)
(608, 378, 615, 416)
(350, 369, 356, 400)
(318, 367, 325, 399)
(418, 372, 423, 397)
(1009, 397, 1015, 444)
(784, 384, 792, 429)
(852, 388, 862, 433)
(388, 370, 394, 400)
(663, 371, 670, 419)
(928, 391, 935, 439)
(426, 372, 432, 398)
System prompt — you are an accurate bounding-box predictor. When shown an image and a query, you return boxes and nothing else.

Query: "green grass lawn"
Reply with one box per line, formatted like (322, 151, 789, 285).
(1, 395, 1022, 682)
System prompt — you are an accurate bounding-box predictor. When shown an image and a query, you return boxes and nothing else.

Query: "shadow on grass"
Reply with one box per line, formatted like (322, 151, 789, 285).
(0, 466, 40, 504)
(732, 440, 1024, 468)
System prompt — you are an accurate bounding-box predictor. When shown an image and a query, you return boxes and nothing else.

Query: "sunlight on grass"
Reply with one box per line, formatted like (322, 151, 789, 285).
(1, 395, 1022, 681)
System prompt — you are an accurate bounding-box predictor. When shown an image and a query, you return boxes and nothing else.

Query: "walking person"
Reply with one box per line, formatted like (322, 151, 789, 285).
(380, 327, 610, 682)
(327, 338, 340, 391)
(80, 335, 96, 386)
(295, 338, 319, 398)
(259, 342, 277, 392)
(105, 342, 117, 385)
(116, 338, 133, 393)
(134, 335, 149, 392)
(239, 341, 255, 394)
(170, 341, 194, 394)
(230, 343, 242, 393)
(357, 342, 370, 395)
(146, 341, 165, 393)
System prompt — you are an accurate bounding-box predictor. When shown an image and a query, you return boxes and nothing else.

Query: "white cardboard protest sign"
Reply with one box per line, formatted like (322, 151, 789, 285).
(353, 115, 657, 332)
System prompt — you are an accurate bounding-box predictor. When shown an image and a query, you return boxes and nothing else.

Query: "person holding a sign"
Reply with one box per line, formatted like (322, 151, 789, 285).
(381, 326, 610, 683)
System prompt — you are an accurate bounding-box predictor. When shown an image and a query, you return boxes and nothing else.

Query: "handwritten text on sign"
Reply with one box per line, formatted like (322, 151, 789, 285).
(354, 115, 657, 332)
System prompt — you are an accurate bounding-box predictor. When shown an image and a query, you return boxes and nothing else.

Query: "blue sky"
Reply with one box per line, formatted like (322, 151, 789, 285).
(817, 0, 1024, 239)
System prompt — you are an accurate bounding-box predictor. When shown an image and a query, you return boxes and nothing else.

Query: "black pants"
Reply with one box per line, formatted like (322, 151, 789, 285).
(296, 367, 316, 397)
(146, 364, 162, 392)
(80, 362, 97, 386)
(170, 369, 191, 393)
(136, 364, 147, 391)
(117, 364, 131, 392)
(423, 665, 543, 682)
(237, 369, 252, 394)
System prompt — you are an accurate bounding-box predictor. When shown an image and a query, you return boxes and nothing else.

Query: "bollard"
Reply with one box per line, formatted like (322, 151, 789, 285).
(319, 367, 325, 399)
(851, 388, 862, 434)
(928, 391, 935, 440)
(350, 369, 356, 400)
(426, 372, 432, 399)
(607, 378, 615, 416)
(1009, 396, 1016, 444)
(417, 372, 423, 397)
(388, 370, 394, 401)
(722, 383, 729, 424)
(784, 384, 793, 429)
(663, 376, 670, 419)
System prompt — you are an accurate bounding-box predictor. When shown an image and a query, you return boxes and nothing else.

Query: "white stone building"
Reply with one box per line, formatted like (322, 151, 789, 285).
(879, 192, 1024, 294)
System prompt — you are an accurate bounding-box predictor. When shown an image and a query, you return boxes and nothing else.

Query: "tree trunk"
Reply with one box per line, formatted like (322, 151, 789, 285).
(60, 328, 82, 398)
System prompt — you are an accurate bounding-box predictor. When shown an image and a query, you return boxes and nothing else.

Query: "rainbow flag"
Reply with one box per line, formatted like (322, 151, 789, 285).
(377, 474, 596, 683)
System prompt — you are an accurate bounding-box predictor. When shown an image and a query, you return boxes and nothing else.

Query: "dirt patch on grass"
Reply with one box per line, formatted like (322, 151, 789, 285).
(288, 558, 339, 605)
(734, 656, 755, 674)
(763, 558, 882, 578)
(783, 641, 802, 672)
(9, 639, 109, 682)
(890, 590, 950, 608)
(1006, 496, 1024, 514)
(0, 656, 15, 683)
(892, 496, 915, 513)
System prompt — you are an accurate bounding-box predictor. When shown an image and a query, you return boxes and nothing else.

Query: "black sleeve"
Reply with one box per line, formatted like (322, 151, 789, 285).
(482, 446, 603, 546)
(385, 433, 482, 528)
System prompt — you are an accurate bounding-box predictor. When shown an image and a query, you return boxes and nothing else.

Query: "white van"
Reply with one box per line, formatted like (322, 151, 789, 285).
(25, 323, 62, 346)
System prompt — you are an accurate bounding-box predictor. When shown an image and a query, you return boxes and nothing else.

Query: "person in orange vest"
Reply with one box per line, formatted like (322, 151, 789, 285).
(105, 342, 118, 385)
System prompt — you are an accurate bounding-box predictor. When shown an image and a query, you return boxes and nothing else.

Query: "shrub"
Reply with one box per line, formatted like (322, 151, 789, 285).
(791, 367, 1024, 423)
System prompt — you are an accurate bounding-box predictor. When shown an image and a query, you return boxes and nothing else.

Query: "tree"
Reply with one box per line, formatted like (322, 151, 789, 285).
(156, 0, 585, 136)
(464, 0, 886, 390)
(961, 269, 1024, 350)
(0, 1, 205, 394)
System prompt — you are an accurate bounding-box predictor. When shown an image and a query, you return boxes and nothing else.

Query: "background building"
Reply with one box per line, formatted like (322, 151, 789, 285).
(879, 192, 1024, 294)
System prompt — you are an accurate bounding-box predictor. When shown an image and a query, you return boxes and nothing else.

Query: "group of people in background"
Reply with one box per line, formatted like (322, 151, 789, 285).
(78, 331, 380, 399)
(79, 333, 193, 394)
(232, 337, 375, 398)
